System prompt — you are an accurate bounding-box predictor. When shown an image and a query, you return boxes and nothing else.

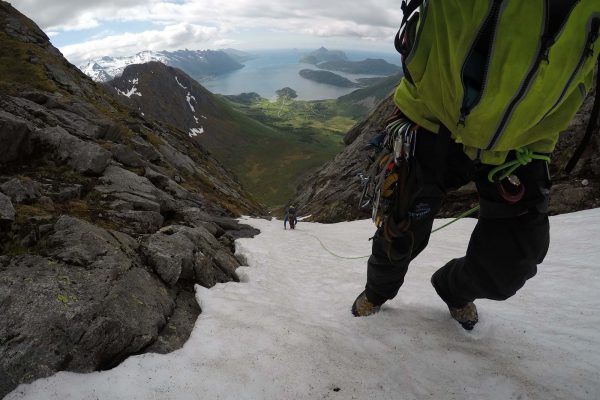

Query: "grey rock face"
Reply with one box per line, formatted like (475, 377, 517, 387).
(0, 3, 266, 397)
(142, 227, 196, 286)
(157, 143, 197, 174)
(96, 165, 176, 215)
(110, 144, 146, 168)
(107, 210, 165, 235)
(0, 110, 33, 163)
(0, 178, 41, 204)
(142, 224, 240, 288)
(0, 193, 16, 223)
(145, 289, 200, 354)
(130, 137, 162, 162)
(32, 126, 111, 175)
(0, 218, 174, 395)
(47, 216, 138, 270)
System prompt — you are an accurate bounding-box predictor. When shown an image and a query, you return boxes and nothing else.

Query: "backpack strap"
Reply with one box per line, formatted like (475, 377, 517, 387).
(395, 0, 423, 52)
(565, 56, 600, 173)
(400, 0, 423, 28)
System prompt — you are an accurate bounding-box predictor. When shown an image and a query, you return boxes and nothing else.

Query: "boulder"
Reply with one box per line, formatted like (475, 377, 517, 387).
(130, 136, 162, 162)
(48, 108, 102, 140)
(47, 216, 138, 270)
(107, 210, 164, 235)
(31, 126, 111, 175)
(0, 178, 41, 204)
(42, 183, 82, 202)
(96, 166, 176, 214)
(0, 213, 178, 396)
(141, 225, 241, 288)
(110, 144, 146, 168)
(158, 143, 197, 174)
(0, 193, 16, 223)
(141, 227, 196, 286)
(0, 110, 33, 164)
(145, 289, 200, 354)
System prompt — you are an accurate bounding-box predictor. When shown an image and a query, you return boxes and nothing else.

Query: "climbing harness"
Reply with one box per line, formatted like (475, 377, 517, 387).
(487, 147, 551, 204)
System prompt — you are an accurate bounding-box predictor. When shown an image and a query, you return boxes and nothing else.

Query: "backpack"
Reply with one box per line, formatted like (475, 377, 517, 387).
(393, 0, 600, 167)
(360, 1, 600, 234)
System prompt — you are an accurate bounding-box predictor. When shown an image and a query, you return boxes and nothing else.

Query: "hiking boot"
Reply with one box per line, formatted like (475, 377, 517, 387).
(448, 302, 478, 331)
(351, 291, 381, 317)
(430, 271, 478, 330)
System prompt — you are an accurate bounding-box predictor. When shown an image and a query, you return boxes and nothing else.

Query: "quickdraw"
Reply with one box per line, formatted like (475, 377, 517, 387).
(358, 116, 420, 237)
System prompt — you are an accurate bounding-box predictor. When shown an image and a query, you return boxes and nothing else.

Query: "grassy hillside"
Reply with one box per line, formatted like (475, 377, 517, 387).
(336, 72, 402, 116)
(221, 94, 355, 211)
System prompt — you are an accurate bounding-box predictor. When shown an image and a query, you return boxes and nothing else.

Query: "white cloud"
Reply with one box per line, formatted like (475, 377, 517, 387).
(62, 23, 219, 64)
(13, 0, 403, 35)
(13, 0, 404, 59)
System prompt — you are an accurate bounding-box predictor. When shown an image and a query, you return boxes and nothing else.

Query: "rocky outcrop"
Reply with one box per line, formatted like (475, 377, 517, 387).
(290, 98, 397, 222)
(141, 224, 240, 288)
(291, 79, 599, 222)
(0, 193, 16, 224)
(32, 126, 112, 175)
(0, 2, 267, 397)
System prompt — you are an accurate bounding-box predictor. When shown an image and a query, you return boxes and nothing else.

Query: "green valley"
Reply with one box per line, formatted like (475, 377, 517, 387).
(223, 93, 357, 211)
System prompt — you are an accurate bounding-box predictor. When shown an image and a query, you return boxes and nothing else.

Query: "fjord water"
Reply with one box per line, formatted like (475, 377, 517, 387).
(202, 49, 401, 100)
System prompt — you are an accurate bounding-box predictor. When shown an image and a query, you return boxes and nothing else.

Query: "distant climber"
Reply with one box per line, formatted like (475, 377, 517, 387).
(284, 206, 298, 230)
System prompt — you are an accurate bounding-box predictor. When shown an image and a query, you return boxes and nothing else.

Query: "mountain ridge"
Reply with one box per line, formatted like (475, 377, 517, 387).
(79, 49, 244, 83)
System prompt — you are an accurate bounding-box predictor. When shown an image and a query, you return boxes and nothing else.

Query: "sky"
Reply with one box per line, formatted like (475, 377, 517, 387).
(11, 0, 404, 65)
(6, 210, 600, 399)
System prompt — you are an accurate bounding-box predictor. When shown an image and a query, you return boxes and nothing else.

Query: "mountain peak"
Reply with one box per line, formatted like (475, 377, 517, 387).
(78, 49, 243, 82)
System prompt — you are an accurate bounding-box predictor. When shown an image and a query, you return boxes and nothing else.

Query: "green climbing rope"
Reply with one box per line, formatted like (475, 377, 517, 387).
(487, 147, 550, 183)
(430, 205, 481, 234)
(307, 205, 481, 260)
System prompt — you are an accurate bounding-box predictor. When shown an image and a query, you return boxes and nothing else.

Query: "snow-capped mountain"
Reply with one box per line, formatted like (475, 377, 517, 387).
(79, 61, 113, 82)
(78, 49, 244, 83)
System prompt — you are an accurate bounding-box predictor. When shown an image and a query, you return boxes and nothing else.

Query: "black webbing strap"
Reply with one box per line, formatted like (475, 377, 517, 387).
(565, 56, 600, 173)
(400, 0, 423, 28)
(395, 0, 422, 53)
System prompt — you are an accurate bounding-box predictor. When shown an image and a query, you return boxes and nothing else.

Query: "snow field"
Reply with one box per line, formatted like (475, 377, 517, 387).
(5, 210, 600, 400)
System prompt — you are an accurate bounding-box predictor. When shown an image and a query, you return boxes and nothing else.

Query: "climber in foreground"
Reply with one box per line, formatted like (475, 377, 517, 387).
(284, 205, 298, 230)
(352, 0, 600, 330)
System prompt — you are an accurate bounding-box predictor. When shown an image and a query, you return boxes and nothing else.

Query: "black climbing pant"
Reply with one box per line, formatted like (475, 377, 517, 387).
(364, 129, 551, 308)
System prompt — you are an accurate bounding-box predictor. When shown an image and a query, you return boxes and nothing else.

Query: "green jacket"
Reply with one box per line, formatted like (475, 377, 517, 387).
(394, 0, 600, 165)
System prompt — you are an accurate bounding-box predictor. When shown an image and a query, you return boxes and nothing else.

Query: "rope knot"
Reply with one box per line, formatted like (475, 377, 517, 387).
(487, 147, 550, 183)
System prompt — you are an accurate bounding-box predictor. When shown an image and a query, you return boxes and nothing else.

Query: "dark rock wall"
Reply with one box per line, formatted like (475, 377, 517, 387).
(0, 2, 265, 396)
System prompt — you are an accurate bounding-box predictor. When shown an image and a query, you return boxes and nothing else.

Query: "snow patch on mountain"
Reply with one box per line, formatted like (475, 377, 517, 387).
(175, 76, 187, 90)
(116, 78, 142, 98)
(189, 127, 204, 137)
(186, 92, 196, 113)
(78, 49, 242, 82)
(79, 61, 112, 82)
(79, 51, 169, 82)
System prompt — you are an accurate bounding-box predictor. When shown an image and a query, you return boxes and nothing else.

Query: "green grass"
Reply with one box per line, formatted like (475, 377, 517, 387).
(216, 96, 356, 209)
(0, 32, 57, 94)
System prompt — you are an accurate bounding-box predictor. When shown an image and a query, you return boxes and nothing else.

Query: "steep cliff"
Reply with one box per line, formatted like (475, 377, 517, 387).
(0, 2, 265, 396)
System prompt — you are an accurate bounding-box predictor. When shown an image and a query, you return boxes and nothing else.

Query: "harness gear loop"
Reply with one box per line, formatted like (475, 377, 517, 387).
(486, 147, 550, 204)
(487, 147, 551, 183)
